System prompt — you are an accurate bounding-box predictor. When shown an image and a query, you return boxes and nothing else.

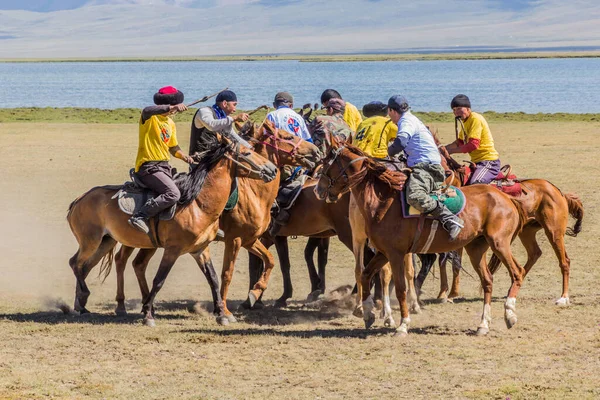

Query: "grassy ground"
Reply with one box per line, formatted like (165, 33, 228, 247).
(0, 120, 599, 399)
(2, 51, 600, 63)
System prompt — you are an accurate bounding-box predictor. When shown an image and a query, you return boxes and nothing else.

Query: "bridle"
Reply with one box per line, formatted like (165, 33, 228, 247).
(320, 145, 368, 198)
(223, 141, 271, 180)
(256, 127, 303, 167)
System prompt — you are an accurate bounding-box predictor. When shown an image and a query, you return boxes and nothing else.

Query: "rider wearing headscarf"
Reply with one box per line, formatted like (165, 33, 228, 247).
(320, 89, 363, 132)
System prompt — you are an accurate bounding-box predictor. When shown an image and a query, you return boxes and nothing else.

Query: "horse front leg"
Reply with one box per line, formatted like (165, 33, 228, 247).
(304, 237, 322, 301)
(405, 254, 421, 314)
(379, 262, 395, 327)
(220, 238, 242, 322)
(360, 252, 389, 329)
(241, 236, 272, 310)
(248, 240, 276, 307)
(274, 236, 293, 308)
(448, 248, 463, 299)
(141, 248, 181, 327)
(190, 248, 228, 325)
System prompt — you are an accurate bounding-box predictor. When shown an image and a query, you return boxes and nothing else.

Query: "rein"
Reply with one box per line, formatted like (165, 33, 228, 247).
(320, 145, 368, 197)
(223, 142, 269, 178)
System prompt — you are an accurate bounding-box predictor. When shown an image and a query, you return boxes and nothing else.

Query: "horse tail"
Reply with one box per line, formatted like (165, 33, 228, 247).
(98, 245, 116, 284)
(488, 253, 502, 275)
(564, 193, 584, 237)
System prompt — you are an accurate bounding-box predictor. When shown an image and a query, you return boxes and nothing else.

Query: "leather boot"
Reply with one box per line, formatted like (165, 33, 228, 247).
(128, 213, 150, 234)
(429, 201, 464, 241)
(268, 209, 290, 237)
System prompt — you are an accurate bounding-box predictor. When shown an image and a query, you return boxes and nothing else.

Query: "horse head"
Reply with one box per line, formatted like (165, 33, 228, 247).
(250, 119, 322, 170)
(214, 132, 278, 183)
(314, 142, 368, 204)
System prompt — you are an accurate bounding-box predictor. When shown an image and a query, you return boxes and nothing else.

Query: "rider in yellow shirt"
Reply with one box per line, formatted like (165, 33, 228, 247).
(129, 86, 194, 234)
(320, 89, 362, 132)
(353, 101, 398, 159)
(444, 94, 501, 185)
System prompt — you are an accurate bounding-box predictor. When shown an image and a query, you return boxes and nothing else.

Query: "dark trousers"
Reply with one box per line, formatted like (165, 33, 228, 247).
(468, 159, 501, 185)
(136, 161, 180, 218)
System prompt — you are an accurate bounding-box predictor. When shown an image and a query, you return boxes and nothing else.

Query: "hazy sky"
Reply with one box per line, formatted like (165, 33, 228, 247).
(0, 0, 599, 58)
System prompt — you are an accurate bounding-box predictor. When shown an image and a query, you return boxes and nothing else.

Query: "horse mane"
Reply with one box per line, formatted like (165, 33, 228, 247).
(343, 144, 407, 192)
(175, 141, 230, 207)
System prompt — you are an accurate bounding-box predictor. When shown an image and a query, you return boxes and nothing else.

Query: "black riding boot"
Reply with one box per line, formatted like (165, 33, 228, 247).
(128, 198, 161, 234)
(429, 200, 464, 241)
(268, 208, 290, 237)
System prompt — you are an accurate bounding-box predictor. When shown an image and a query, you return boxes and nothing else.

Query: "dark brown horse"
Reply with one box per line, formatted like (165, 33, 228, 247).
(111, 121, 321, 323)
(315, 142, 527, 336)
(67, 137, 278, 326)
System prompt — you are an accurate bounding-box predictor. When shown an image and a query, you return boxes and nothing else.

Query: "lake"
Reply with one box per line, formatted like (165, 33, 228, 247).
(2, 58, 600, 113)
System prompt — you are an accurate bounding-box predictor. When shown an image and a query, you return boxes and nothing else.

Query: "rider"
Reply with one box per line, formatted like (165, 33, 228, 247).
(128, 86, 195, 234)
(189, 89, 249, 156)
(353, 101, 398, 159)
(309, 98, 353, 153)
(443, 94, 501, 184)
(320, 89, 363, 132)
(387, 95, 463, 241)
(266, 91, 311, 236)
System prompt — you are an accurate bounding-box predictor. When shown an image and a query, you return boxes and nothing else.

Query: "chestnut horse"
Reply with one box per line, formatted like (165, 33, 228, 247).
(110, 121, 321, 323)
(432, 143, 584, 305)
(315, 143, 527, 336)
(67, 137, 278, 326)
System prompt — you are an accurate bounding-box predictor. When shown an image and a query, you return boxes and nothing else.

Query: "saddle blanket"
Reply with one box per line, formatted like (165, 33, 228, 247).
(401, 185, 466, 219)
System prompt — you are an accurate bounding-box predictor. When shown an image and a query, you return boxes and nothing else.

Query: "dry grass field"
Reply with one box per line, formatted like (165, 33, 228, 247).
(0, 120, 599, 399)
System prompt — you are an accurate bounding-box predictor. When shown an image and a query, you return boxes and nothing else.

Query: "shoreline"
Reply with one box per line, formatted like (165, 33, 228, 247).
(1, 107, 599, 124)
(2, 51, 600, 63)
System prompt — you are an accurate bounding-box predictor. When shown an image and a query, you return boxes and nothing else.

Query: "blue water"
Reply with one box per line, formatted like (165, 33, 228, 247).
(2, 58, 600, 113)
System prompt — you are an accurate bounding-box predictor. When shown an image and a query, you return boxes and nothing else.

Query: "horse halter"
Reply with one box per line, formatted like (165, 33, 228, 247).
(257, 127, 303, 167)
(320, 145, 368, 198)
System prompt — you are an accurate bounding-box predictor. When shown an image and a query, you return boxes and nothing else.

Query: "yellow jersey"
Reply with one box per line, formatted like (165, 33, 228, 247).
(458, 112, 499, 163)
(354, 116, 398, 158)
(135, 114, 178, 172)
(343, 102, 363, 133)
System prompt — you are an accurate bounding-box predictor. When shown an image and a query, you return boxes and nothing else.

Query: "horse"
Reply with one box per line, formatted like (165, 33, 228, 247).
(67, 136, 278, 326)
(314, 142, 527, 336)
(110, 120, 322, 324)
(428, 143, 585, 306)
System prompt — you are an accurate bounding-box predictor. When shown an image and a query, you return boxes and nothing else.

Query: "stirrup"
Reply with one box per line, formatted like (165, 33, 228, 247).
(128, 216, 150, 234)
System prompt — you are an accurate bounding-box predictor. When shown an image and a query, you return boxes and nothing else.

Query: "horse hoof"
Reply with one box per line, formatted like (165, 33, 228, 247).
(555, 297, 570, 306)
(353, 307, 364, 318)
(384, 318, 396, 328)
(216, 316, 230, 326)
(410, 305, 422, 314)
(115, 308, 127, 316)
(143, 318, 156, 327)
(306, 290, 322, 302)
(476, 327, 489, 336)
(374, 299, 383, 311)
(274, 299, 288, 309)
(364, 315, 376, 329)
(504, 313, 518, 329)
(226, 314, 237, 323)
(78, 308, 91, 316)
(393, 329, 408, 338)
(248, 290, 260, 308)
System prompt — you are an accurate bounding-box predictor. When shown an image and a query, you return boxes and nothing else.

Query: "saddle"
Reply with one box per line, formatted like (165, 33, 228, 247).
(489, 165, 522, 197)
(273, 174, 309, 211)
(112, 169, 177, 220)
(401, 185, 466, 219)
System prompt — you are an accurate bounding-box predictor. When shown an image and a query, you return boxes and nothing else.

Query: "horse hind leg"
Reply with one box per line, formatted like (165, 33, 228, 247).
(247, 240, 276, 309)
(69, 235, 116, 314)
(114, 245, 135, 316)
(379, 262, 395, 327)
(545, 227, 571, 306)
(190, 248, 228, 326)
(464, 237, 493, 335)
(304, 237, 323, 302)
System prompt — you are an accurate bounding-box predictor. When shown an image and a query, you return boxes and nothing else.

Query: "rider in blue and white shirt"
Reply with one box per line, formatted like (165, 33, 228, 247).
(266, 92, 312, 142)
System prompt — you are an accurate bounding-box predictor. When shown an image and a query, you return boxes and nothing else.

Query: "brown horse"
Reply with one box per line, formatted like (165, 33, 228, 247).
(315, 142, 527, 336)
(434, 144, 584, 305)
(67, 137, 278, 326)
(111, 121, 322, 323)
